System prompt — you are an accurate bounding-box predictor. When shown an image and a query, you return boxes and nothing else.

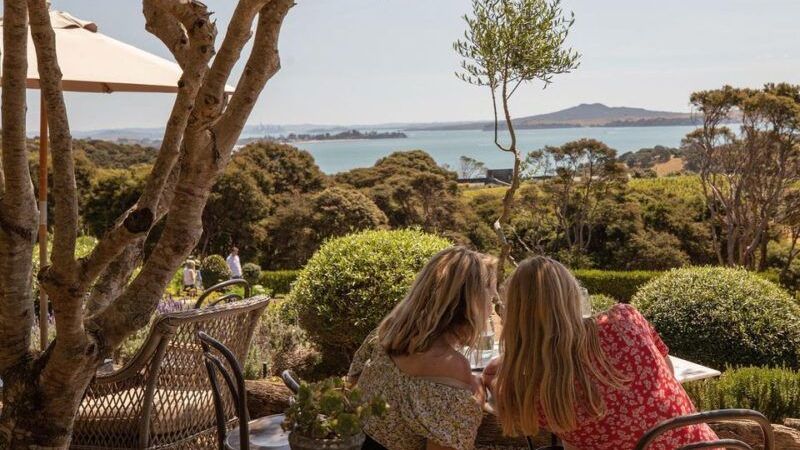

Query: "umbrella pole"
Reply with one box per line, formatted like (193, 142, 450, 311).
(38, 94, 49, 350)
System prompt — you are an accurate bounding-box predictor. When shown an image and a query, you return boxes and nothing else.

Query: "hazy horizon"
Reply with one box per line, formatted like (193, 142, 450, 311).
(5, 0, 800, 131)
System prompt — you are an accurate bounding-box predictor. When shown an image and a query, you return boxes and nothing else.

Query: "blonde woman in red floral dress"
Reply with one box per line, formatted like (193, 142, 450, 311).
(484, 256, 718, 450)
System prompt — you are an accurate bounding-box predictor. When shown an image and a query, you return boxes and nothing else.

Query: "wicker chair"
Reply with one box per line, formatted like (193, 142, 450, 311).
(71, 296, 270, 450)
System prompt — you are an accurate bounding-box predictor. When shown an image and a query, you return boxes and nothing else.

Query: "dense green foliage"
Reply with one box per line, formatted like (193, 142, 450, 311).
(245, 299, 319, 379)
(262, 186, 389, 269)
(201, 254, 231, 288)
(259, 270, 300, 295)
(202, 141, 328, 261)
(289, 229, 451, 373)
(242, 262, 262, 287)
(336, 150, 494, 249)
(575, 269, 661, 302)
(684, 367, 800, 423)
(590, 294, 617, 314)
(633, 267, 800, 369)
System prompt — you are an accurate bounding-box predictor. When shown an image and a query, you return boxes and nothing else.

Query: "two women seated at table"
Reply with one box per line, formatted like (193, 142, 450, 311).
(348, 247, 718, 450)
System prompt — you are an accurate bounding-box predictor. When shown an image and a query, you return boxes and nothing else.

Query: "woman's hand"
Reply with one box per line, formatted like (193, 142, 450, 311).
(481, 355, 503, 391)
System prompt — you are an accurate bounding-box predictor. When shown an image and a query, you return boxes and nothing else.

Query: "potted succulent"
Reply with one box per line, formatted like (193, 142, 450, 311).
(283, 377, 387, 450)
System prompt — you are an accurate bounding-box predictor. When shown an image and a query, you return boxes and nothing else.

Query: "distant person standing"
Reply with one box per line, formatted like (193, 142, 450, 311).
(182, 261, 197, 296)
(226, 247, 242, 279)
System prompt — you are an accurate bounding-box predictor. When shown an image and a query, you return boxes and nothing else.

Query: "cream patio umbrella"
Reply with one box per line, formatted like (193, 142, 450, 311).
(0, 10, 232, 348)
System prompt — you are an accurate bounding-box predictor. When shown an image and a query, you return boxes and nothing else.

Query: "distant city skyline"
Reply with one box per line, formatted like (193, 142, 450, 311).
(5, 0, 800, 131)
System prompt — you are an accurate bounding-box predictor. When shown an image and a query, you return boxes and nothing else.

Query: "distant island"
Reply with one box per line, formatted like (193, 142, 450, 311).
(407, 103, 704, 131)
(273, 129, 407, 143)
(73, 103, 717, 144)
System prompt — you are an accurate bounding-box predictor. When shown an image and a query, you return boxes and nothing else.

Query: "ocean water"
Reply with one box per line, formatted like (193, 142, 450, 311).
(252, 126, 700, 174)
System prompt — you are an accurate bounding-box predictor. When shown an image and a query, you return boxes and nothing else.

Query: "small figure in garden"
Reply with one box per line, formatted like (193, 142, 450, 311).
(347, 247, 497, 450)
(182, 260, 197, 297)
(226, 246, 243, 279)
(485, 256, 719, 449)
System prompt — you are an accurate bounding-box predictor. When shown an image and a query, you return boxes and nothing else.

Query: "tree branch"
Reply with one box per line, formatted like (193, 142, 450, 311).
(78, 1, 215, 291)
(194, 0, 271, 128)
(215, 0, 295, 150)
(88, 0, 293, 350)
(28, 0, 78, 275)
(0, 0, 37, 373)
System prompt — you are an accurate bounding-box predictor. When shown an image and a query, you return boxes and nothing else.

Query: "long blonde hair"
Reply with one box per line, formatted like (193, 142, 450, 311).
(378, 247, 497, 355)
(495, 256, 628, 436)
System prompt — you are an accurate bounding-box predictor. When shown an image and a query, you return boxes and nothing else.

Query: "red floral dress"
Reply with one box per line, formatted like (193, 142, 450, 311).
(554, 304, 718, 450)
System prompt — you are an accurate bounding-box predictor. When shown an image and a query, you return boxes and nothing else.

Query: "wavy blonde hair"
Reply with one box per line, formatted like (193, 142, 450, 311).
(378, 247, 497, 355)
(495, 256, 628, 436)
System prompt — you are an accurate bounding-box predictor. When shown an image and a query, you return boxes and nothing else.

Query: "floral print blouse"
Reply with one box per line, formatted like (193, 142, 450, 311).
(348, 331, 484, 450)
(553, 304, 718, 450)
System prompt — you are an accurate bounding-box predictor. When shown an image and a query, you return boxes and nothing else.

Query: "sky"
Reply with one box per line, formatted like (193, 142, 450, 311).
(8, 0, 800, 131)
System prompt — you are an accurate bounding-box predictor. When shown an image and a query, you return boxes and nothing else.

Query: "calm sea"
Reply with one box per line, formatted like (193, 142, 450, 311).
(254, 126, 700, 174)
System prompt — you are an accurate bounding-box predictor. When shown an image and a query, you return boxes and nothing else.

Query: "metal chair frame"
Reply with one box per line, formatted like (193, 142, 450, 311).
(199, 331, 251, 450)
(634, 409, 774, 450)
(195, 279, 251, 309)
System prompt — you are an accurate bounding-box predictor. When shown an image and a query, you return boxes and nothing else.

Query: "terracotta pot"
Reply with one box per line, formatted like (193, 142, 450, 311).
(288, 431, 365, 450)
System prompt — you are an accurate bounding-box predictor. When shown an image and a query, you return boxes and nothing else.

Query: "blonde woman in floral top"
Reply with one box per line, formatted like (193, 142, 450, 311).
(348, 247, 498, 450)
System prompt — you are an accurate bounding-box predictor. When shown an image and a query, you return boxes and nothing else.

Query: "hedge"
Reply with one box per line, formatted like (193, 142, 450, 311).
(574, 269, 661, 302)
(259, 270, 301, 295)
(288, 229, 451, 374)
(685, 367, 800, 423)
(633, 266, 800, 369)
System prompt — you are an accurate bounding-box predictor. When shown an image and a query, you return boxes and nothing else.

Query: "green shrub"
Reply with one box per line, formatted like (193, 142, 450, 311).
(574, 269, 661, 302)
(202, 254, 230, 287)
(684, 367, 800, 423)
(242, 262, 262, 287)
(288, 229, 451, 374)
(259, 270, 300, 295)
(245, 299, 320, 380)
(590, 294, 617, 314)
(632, 266, 800, 369)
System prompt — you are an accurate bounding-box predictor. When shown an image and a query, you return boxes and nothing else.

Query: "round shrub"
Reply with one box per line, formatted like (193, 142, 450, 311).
(202, 254, 231, 288)
(632, 266, 800, 369)
(242, 262, 262, 287)
(289, 229, 451, 373)
(590, 294, 617, 314)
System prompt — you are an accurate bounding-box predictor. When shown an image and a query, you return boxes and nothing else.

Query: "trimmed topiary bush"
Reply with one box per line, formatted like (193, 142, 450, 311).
(288, 229, 451, 373)
(202, 254, 231, 288)
(259, 270, 300, 295)
(575, 269, 661, 302)
(242, 262, 262, 287)
(632, 266, 800, 369)
(684, 367, 800, 423)
(590, 294, 617, 314)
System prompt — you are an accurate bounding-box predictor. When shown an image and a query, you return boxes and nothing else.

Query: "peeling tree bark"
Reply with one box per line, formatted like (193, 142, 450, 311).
(0, 1, 295, 448)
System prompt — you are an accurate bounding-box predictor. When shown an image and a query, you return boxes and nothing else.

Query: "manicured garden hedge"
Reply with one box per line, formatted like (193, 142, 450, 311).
(574, 269, 661, 302)
(633, 266, 800, 369)
(590, 294, 618, 314)
(259, 270, 301, 295)
(202, 254, 230, 287)
(288, 229, 451, 374)
(684, 367, 800, 423)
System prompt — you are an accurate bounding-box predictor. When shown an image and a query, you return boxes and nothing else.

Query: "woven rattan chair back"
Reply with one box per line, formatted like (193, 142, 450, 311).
(71, 296, 269, 450)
